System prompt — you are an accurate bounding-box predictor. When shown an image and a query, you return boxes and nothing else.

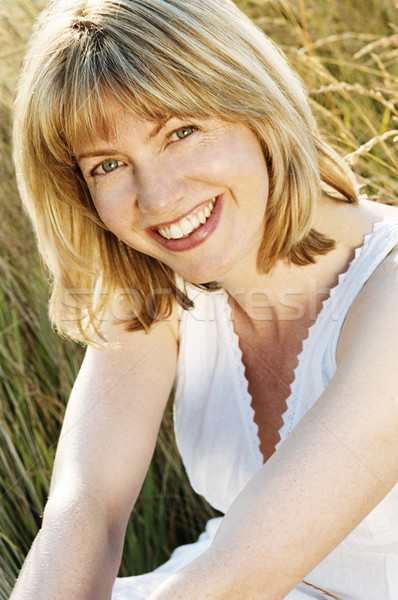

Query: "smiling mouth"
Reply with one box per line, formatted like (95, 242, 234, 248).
(155, 197, 217, 240)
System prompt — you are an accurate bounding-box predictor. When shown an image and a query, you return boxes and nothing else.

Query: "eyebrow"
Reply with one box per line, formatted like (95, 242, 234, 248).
(147, 119, 169, 140)
(76, 119, 172, 162)
(76, 148, 120, 161)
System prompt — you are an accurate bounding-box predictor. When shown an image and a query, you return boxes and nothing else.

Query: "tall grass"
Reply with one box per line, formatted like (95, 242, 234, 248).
(0, 0, 397, 597)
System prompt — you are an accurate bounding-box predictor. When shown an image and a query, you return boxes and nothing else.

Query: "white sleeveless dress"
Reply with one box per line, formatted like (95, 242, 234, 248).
(112, 217, 398, 600)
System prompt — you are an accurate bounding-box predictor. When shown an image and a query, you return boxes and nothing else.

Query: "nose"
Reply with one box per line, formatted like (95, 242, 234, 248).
(135, 160, 186, 216)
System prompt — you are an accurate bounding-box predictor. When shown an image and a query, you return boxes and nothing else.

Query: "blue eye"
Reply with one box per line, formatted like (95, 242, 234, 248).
(99, 159, 120, 173)
(174, 126, 196, 140)
(90, 159, 121, 176)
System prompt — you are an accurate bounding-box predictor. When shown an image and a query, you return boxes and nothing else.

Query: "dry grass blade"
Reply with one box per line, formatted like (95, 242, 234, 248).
(302, 580, 342, 599)
(345, 130, 398, 165)
(354, 33, 398, 59)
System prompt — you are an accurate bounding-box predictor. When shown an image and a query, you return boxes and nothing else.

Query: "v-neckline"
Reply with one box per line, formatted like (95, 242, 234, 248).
(221, 218, 391, 466)
(223, 292, 303, 466)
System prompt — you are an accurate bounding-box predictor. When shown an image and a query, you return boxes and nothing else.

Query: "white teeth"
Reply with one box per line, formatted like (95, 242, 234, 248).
(161, 226, 172, 239)
(180, 217, 195, 236)
(169, 222, 184, 239)
(157, 197, 216, 240)
(188, 214, 200, 229)
(198, 209, 207, 224)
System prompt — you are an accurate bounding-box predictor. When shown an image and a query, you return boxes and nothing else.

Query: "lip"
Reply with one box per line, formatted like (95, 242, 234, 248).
(147, 195, 222, 252)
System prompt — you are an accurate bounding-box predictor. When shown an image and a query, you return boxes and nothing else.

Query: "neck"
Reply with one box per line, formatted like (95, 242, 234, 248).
(220, 197, 367, 328)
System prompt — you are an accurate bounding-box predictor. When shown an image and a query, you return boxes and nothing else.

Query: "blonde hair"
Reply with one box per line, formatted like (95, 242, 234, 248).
(13, 0, 358, 343)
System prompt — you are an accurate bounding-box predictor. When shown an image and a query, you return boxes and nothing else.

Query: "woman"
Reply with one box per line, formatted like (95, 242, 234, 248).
(11, 0, 398, 598)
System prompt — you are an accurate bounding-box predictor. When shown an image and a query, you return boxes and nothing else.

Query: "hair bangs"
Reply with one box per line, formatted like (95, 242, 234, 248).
(49, 37, 215, 164)
(29, 0, 297, 167)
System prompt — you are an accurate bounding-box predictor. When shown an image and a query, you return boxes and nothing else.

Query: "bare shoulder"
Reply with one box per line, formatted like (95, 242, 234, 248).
(357, 197, 398, 221)
(337, 240, 398, 366)
(93, 289, 179, 344)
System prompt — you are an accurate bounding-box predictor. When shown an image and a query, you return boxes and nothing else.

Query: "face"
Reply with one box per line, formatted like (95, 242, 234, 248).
(77, 100, 269, 285)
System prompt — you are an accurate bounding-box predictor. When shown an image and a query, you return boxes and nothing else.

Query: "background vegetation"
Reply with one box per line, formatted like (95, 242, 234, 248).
(0, 0, 397, 597)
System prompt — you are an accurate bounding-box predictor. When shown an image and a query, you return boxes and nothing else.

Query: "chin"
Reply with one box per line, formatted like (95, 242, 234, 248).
(177, 265, 230, 288)
(169, 249, 239, 287)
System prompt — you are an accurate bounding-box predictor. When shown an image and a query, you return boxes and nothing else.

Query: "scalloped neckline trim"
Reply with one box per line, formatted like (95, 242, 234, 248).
(222, 217, 398, 466)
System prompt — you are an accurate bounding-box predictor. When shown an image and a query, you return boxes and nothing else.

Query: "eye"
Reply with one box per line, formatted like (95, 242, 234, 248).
(171, 126, 197, 141)
(92, 159, 122, 176)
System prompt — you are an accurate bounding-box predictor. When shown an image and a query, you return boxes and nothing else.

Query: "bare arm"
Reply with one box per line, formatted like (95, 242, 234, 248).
(11, 310, 178, 600)
(148, 253, 398, 600)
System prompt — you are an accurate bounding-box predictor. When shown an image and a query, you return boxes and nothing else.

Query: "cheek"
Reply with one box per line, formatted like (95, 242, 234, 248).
(91, 194, 152, 254)
(92, 192, 132, 233)
(244, 145, 269, 205)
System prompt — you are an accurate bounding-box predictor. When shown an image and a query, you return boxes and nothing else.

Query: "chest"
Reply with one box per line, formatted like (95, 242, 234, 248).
(235, 318, 312, 463)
